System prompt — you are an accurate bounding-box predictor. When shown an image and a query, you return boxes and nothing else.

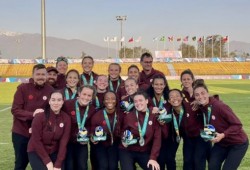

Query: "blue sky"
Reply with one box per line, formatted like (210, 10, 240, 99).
(0, 0, 249, 51)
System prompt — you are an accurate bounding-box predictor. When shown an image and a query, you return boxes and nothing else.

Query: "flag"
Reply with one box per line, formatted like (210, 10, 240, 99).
(135, 36, 142, 42)
(183, 36, 189, 42)
(128, 37, 134, 43)
(103, 37, 109, 42)
(177, 37, 182, 41)
(110, 37, 117, 42)
(198, 37, 203, 43)
(192, 36, 196, 41)
(207, 36, 213, 41)
(222, 36, 228, 42)
(153, 37, 158, 41)
(160, 36, 166, 41)
(168, 36, 174, 42)
(120, 36, 125, 42)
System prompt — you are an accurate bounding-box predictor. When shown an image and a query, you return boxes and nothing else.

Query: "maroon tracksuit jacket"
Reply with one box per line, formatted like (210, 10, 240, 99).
(90, 109, 120, 147)
(27, 110, 71, 168)
(139, 68, 165, 85)
(56, 74, 67, 90)
(200, 97, 248, 147)
(80, 71, 98, 86)
(11, 82, 54, 137)
(120, 108, 161, 160)
(62, 99, 96, 143)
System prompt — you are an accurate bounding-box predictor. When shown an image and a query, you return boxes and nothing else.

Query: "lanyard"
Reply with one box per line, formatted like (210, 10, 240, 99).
(203, 106, 212, 126)
(109, 79, 120, 92)
(103, 109, 117, 135)
(65, 88, 77, 100)
(135, 109, 149, 138)
(75, 100, 89, 131)
(81, 73, 94, 86)
(172, 107, 184, 134)
(153, 95, 164, 108)
(95, 96, 100, 109)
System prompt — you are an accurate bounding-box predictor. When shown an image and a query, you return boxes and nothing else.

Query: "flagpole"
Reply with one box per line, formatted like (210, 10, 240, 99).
(219, 37, 221, 58)
(107, 40, 110, 58)
(203, 36, 206, 58)
(227, 36, 229, 58)
(212, 36, 214, 58)
(196, 42, 198, 58)
(123, 41, 126, 58)
(41, 0, 46, 60)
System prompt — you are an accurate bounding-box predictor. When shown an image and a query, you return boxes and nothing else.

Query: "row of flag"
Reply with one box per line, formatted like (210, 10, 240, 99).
(104, 36, 229, 43)
(104, 36, 142, 43)
(153, 36, 228, 43)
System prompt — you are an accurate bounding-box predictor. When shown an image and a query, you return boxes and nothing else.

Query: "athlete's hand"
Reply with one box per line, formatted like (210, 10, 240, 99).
(46, 162, 53, 170)
(33, 108, 44, 117)
(147, 159, 160, 170)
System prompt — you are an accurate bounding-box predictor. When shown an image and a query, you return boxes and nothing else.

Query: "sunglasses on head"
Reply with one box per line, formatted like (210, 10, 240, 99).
(56, 57, 68, 64)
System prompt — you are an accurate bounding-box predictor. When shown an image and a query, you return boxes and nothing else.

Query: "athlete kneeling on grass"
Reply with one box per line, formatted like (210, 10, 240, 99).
(27, 91, 71, 170)
(193, 79, 248, 170)
(119, 91, 161, 170)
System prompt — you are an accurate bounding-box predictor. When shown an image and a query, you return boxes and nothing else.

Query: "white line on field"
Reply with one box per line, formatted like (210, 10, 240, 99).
(0, 143, 9, 145)
(0, 106, 11, 112)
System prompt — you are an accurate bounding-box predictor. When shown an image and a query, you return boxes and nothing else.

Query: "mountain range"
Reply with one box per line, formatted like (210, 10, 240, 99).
(0, 30, 249, 59)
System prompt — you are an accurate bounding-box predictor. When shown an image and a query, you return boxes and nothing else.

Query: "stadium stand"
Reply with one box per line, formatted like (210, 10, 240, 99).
(0, 62, 250, 77)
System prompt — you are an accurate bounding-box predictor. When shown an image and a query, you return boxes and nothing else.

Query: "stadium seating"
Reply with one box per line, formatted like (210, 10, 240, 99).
(0, 62, 249, 77)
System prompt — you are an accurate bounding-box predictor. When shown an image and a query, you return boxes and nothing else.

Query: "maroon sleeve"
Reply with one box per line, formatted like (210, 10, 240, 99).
(11, 84, 33, 121)
(30, 113, 51, 165)
(90, 110, 101, 135)
(219, 103, 243, 137)
(150, 117, 161, 160)
(54, 113, 71, 168)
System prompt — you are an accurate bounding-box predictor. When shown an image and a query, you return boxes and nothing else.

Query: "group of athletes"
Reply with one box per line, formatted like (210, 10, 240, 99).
(11, 53, 248, 170)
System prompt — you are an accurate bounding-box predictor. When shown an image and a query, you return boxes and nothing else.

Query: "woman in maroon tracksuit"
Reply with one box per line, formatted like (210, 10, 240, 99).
(145, 74, 171, 170)
(90, 91, 120, 170)
(119, 91, 161, 170)
(62, 85, 96, 170)
(180, 69, 211, 170)
(27, 91, 71, 170)
(193, 79, 248, 170)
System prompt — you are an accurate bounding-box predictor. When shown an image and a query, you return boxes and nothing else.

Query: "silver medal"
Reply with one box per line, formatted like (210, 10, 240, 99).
(139, 137, 145, 146)
(176, 136, 181, 143)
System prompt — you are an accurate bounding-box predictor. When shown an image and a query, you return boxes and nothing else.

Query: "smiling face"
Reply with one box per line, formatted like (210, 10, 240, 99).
(95, 75, 108, 91)
(104, 92, 117, 112)
(66, 71, 79, 88)
(33, 68, 47, 86)
(181, 73, 194, 89)
(82, 58, 94, 74)
(49, 92, 64, 114)
(56, 61, 68, 75)
(47, 71, 58, 85)
(128, 67, 140, 81)
(194, 87, 209, 106)
(168, 90, 183, 107)
(125, 79, 138, 96)
(134, 94, 148, 112)
(78, 87, 94, 106)
(108, 64, 121, 80)
(152, 78, 166, 95)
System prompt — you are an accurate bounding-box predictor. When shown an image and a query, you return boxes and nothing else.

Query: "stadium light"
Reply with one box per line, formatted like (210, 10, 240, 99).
(41, 0, 46, 60)
(116, 16, 127, 52)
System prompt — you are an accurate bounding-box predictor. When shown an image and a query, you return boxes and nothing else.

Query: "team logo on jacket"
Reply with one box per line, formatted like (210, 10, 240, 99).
(59, 123, 64, 128)
(102, 120, 106, 126)
(148, 121, 152, 125)
(186, 113, 190, 118)
(28, 95, 33, 100)
(212, 115, 216, 120)
(71, 111, 75, 116)
(43, 96, 47, 100)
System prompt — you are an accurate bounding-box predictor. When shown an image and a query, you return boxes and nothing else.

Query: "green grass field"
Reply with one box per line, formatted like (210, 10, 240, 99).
(0, 80, 249, 170)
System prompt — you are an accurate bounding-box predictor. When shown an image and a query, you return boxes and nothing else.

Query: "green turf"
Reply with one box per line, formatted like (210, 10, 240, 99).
(0, 80, 249, 169)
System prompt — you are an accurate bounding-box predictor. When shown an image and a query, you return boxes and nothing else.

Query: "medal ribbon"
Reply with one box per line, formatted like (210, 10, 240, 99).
(75, 101, 89, 130)
(135, 108, 149, 139)
(81, 73, 94, 86)
(203, 106, 212, 126)
(152, 95, 164, 108)
(65, 88, 77, 100)
(103, 109, 117, 135)
(95, 96, 100, 109)
(109, 79, 120, 92)
(172, 107, 184, 135)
